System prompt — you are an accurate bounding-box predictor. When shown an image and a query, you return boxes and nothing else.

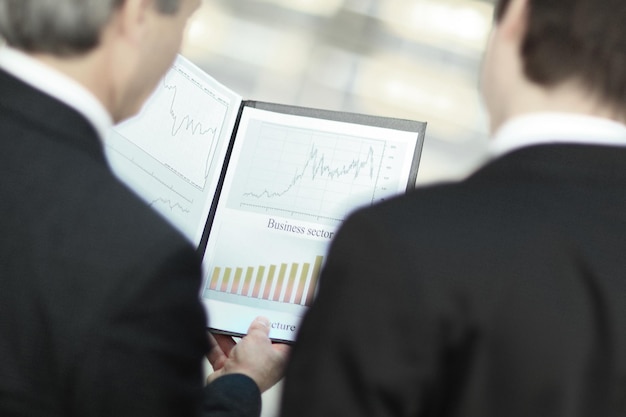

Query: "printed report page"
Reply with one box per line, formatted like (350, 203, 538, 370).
(105, 55, 242, 245)
(201, 106, 420, 342)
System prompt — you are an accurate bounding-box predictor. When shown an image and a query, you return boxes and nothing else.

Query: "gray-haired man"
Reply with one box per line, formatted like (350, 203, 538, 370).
(0, 1, 288, 416)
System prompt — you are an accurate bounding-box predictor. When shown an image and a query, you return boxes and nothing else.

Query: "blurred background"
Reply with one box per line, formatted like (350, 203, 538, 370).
(187, 0, 495, 415)
(182, 0, 495, 188)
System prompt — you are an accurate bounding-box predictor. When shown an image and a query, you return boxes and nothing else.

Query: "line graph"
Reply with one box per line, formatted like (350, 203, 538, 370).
(150, 197, 191, 214)
(163, 83, 218, 138)
(242, 144, 377, 200)
(228, 121, 388, 222)
(105, 55, 243, 244)
(114, 66, 228, 190)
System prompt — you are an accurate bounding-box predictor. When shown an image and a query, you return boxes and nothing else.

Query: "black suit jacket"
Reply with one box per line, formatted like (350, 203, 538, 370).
(0, 69, 260, 417)
(280, 143, 626, 417)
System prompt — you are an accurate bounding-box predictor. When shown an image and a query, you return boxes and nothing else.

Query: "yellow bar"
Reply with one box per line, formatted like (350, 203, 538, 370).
(209, 267, 221, 291)
(230, 267, 243, 294)
(306, 256, 324, 305)
(241, 267, 254, 296)
(295, 263, 310, 304)
(273, 263, 288, 301)
(220, 267, 232, 292)
(262, 265, 277, 300)
(283, 263, 299, 303)
(252, 266, 265, 298)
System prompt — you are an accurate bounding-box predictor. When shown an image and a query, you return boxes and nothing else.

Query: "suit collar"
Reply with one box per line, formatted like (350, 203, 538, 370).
(473, 144, 626, 184)
(0, 46, 113, 142)
(0, 68, 106, 164)
(489, 113, 626, 158)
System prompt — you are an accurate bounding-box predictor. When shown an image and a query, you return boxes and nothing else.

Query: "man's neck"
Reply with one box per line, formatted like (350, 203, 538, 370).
(495, 79, 625, 133)
(32, 50, 114, 117)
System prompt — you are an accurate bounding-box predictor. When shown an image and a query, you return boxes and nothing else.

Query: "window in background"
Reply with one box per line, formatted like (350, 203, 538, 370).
(182, 0, 494, 185)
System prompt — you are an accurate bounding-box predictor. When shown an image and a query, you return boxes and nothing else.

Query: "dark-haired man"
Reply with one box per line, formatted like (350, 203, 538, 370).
(280, 0, 626, 415)
(0, 0, 288, 416)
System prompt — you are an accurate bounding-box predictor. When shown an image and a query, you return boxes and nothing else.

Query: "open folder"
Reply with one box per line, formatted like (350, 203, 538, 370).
(105, 54, 427, 342)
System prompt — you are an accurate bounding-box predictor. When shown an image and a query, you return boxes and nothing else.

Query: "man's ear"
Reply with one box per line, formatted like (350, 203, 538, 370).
(112, 0, 154, 46)
(498, 0, 529, 43)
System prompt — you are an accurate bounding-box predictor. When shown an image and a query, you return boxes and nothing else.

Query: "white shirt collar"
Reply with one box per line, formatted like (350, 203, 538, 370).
(0, 45, 112, 141)
(489, 112, 626, 158)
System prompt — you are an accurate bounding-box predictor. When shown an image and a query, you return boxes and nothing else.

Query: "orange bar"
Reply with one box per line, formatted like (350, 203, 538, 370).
(305, 256, 324, 305)
(251, 266, 265, 298)
(283, 263, 299, 303)
(230, 268, 243, 294)
(208, 267, 221, 291)
(262, 265, 277, 300)
(295, 263, 310, 304)
(220, 267, 233, 292)
(241, 267, 254, 296)
(272, 264, 288, 301)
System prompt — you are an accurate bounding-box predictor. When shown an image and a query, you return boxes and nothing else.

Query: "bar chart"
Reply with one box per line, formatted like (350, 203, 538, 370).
(205, 255, 323, 306)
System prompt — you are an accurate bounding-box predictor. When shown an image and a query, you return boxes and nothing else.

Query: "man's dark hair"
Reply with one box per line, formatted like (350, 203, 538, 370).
(495, 0, 626, 111)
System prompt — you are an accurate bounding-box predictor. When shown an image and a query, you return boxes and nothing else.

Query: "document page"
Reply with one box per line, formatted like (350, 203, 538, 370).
(105, 55, 242, 245)
(201, 106, 422, 342)
(103, 54, 425, 342)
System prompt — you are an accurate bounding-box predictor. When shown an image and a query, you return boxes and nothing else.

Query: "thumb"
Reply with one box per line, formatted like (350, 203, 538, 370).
(247, 316, 271, 338)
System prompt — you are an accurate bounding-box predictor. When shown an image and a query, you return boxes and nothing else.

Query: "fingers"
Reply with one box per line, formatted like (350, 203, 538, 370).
(205, 317, 291, 393)
(246, 317, 291, 359)
(246, 316, 271, 339)
(207, 331, 218, 349)
(206, 332, 236, 371)
(206, 335, 227, 371)
(214, 333, 237, 355)
(272, 341, 291, 356)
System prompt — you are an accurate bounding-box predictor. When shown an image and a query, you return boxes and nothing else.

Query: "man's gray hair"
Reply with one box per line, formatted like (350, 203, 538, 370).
(0, 0, 180, 56)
